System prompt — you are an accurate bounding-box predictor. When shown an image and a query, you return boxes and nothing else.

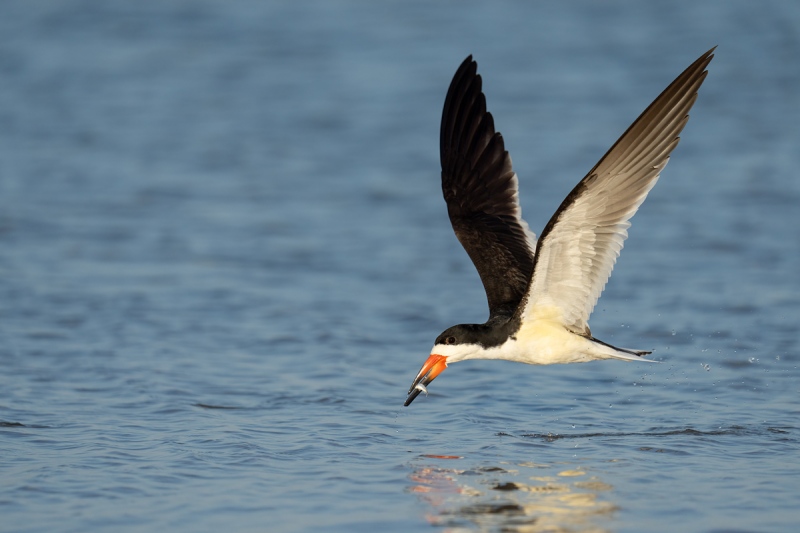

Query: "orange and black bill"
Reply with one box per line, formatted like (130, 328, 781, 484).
(404, 354, 447, 406)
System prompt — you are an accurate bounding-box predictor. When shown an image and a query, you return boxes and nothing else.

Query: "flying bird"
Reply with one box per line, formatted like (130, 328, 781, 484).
(405, 49, 714, 406)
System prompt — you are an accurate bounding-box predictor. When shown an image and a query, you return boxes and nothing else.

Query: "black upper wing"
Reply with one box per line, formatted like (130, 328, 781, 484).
(440, 56, 536, 320)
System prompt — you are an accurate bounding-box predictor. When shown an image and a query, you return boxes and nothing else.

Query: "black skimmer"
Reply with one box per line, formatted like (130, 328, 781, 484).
(405, 49, 714, 406)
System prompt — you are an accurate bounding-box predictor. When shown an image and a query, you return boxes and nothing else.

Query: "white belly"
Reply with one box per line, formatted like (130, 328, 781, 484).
(489, 319, 613, 365)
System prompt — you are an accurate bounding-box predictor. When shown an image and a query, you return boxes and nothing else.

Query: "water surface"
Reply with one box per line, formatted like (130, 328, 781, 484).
(1, 1, 799, 532)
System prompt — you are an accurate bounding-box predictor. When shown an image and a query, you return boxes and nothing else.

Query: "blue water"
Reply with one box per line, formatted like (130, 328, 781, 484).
(1, 1, 799, 532)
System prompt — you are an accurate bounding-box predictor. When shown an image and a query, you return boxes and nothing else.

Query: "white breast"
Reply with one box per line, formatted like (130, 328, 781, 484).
(466, 315, 621, 366)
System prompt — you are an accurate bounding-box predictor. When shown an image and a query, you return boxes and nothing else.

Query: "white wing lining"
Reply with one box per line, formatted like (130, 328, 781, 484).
(521, 49, 714, 335)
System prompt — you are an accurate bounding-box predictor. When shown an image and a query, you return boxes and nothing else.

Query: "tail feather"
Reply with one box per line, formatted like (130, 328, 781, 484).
(590, 336, 657, 362)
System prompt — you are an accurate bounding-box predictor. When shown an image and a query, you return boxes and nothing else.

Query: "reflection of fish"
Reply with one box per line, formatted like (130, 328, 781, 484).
(406, 48, 714, 406)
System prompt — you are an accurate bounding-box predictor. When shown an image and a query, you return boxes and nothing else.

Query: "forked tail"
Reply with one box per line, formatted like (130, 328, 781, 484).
(590, 336, 657, 362)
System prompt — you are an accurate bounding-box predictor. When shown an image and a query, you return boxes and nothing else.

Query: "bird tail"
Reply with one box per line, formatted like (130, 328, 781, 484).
(589, 337, 656, 363)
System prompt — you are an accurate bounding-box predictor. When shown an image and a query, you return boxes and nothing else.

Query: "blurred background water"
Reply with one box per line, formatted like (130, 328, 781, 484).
(1, 1, 799, 532)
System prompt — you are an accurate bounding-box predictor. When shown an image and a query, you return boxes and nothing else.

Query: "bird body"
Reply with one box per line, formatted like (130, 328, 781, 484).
(431, 311, 647, 366)
(405, 49, 714, 406)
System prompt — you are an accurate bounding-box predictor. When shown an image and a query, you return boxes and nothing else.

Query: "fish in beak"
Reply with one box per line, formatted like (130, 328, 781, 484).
(404, 354, 448, 406)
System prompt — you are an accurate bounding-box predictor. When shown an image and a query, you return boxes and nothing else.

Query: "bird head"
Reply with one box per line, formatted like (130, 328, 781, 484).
(404, 325, 485, 406)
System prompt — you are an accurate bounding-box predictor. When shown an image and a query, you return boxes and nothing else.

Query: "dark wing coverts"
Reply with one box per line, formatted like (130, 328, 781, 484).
(440, 56, 536, 320)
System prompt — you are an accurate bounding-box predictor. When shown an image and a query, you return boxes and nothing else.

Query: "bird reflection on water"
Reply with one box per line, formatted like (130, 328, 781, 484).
(408, 458, 618, 532)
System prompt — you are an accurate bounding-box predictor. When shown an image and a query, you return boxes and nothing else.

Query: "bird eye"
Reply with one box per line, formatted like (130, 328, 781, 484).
(445, 336, 456, 345)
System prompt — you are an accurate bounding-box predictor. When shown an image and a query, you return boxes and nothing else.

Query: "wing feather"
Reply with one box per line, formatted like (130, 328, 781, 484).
(441, 56, 537, 319)
(521, 48, 715, 334)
